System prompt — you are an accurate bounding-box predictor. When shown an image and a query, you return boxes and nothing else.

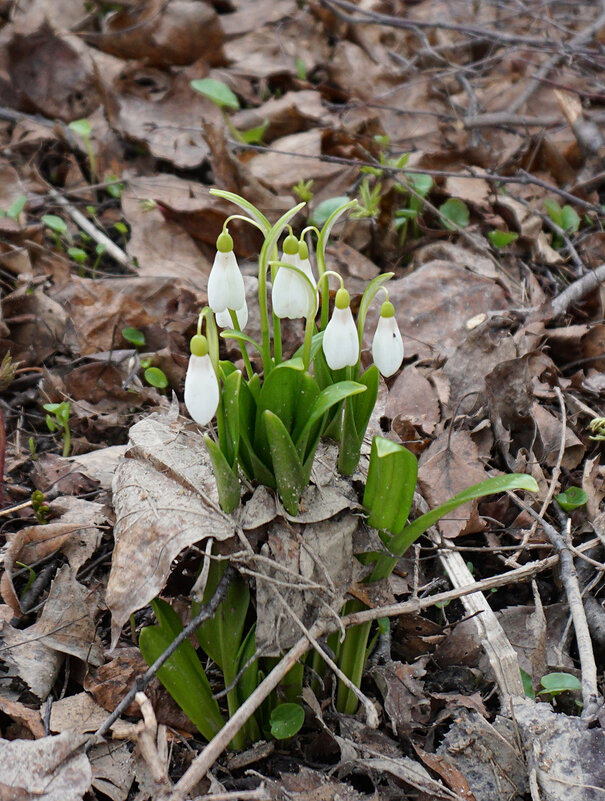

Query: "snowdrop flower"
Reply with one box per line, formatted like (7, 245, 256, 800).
(207, 230, 246, 314)
(184, 334, 219, 426)
(372, 301, 403, 377)
(215, 300, 248, 330)
(322, 287, 359, 369)
(272, 234, 315, 319)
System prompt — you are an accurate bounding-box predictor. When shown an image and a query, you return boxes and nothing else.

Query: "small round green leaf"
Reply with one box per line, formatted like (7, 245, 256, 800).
(122, 327, 146, 347)
(190, 78, 240, 110)
(487, 230, 518, 248)
(67, 247, 87, 264)
(270, 703, 305, 739)
(41, 214, 67, 234)
(409, 173, 433, 197)
(538, 672, 581, 695)
(309, 196, 351, 227)
(439, 198, 470, 230)
(561, 205, 580, 234)
(555, 486, 587, 511)
(144, 367, 169, 389)
(68, 118, 93, 138)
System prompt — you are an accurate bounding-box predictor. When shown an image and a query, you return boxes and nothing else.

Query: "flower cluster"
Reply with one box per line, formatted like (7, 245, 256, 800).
(180, 191, 405, 512)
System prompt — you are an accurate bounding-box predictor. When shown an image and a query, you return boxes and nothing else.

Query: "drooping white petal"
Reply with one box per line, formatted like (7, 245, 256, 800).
(322, 306, 359, 369)
(215, 300, 248, 330)
(207, 250, 246, 313)
(372, 315, 404, 377)
(184, 353, 219, 425)
(272, 252, 315, 319)
(297, 255, 316, 288)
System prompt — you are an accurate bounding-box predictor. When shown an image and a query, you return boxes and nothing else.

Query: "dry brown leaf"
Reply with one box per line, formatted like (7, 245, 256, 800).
(89, 742, 135, 801)
(96, 0, 224, 66)
(34, 565, 104, 667)
(0, 731, 91, 801)
(107, 404, 236, 648)
(385, 364, 440, 434)
(0, 694, 45, 739)
(531, 401, 585, 470)
(418, 430, 491, 539)
(0, 605, 62, 699)
(370, 659, 430, 737)
(1, 285, 66, 365)
(47, 692, 108, 735)
(232, 90, 329, 143)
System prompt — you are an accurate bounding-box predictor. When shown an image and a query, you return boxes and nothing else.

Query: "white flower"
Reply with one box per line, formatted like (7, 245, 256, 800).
(215, 300, 248, 330)
(272, 235, 315, 319)
(372, 302, 403, 377)
(207, 232, 246, 313)
(322, 288, 359, 369)
(184, 335, 219, 425)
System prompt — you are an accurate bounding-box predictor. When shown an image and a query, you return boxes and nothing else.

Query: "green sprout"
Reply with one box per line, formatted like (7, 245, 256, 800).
(68, 118, 97, 182)
(43, 401, 72, 457)
(190, 78, 267, 145)
(292, 179, 314, 203)
(0, 194, 27, 222)
(41, 214, 71, 250)
(439, 197, 470, 230)
(543, 199, 580, 248)
(31, 489, 50, 523)
(487, 230, 518, 249)
(538, 672, 582, 701)
(588, 416, 605, 440)
(555, 486, 587, 511)
(121, 327, 169, 390)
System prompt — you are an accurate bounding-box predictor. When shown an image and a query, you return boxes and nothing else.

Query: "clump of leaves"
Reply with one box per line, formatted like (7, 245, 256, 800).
(190, 78, 268, 144)
(43, 401, 71, 457)
(121, 327, 169, 390)
(544, 199, 580, 248)
(555, 486, 587, 511)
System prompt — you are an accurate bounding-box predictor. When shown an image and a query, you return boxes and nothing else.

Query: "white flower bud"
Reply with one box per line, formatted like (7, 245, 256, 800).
(322, 288, 359, 369)
(207, 233, 246, 313)
(372, 302, 403, 377)
(184, 336, 219, 425)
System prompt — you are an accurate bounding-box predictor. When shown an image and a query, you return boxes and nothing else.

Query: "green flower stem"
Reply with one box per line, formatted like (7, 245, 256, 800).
(223, 214, 266, 235)
(303, 313, 315, 372)
(229, 310, 253, 380)
(316, 199, 358, 329)
(271, 262, 283, 365)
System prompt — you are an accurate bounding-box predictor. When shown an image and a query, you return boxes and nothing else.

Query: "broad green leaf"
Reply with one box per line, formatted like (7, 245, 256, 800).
(41, 214, 67, 234)
(7, 194, 26, 220)
(335, 599, 371, 714)
(538, 672, 581, 695)
(338, 365, 379, 475)
(409, 172, 432, 196)
(191, 78, 239, 110)
(270, 703, 305, 739)
(67, 247, 87, 264)
(363, 437, 418, 533)
(235, 625, 261, 742)
(487, 230, 518, 248)
(310, 196, 351, 228)
(290, 371, 320, 445)
(439, 198, 469, 230)
(561, 205, 580, 234)
(144, 367, 168, 388)
(555, 486, 587, 511)
(370, 473, 539, 580)
(139, 598, 224, 741)
(222, 370, 242, 465)
(520, 668, 535, 699)
(68, 118, 92, 138)
(263, 410, 305, 515)
(256, 360, 305, 443)
(204, 435, 241, 513)
(295, 380, 366, 455)
(209, 189, 271, 232)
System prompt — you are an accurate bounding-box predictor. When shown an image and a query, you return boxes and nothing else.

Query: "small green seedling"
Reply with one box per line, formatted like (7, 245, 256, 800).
(106, 175, 125, 199)
(121, 327, 169, 389)
(439, 198, 470, 230)
(351, 178, 382, 220)
(588, 416, 605, 440)
(520, 668, 536, 699)
(543, 199, 580, 248)
(270, 703, 305, 739)
(28, 436, 37, 461)
(68, 247, 87, 266)
(294, 56, 308, 81)
(190, 78, 266, 144)
(487, 230, 518, 249)
(538, 672, 582, 700)
(395, 172, 433, 243)
(309, 195, 351, 227)
(68, 118, 97, 182)
(31, 489, 50, 523)
(555, 486, 587, 511)
(43, 401, 72, 457)
(0, 194, 27, 222)
(41, 214, 71, 249)
(292, 179, 314, 203)
(16, 561, 37, 597)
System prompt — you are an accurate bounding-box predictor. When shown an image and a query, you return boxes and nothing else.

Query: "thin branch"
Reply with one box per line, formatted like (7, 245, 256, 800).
(550, 263, 605, 318)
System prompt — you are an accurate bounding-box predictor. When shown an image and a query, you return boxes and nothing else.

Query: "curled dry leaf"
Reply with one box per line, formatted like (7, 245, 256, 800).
(0, 731, 91, 801)
(0, 694, 45, 739)
(107, 404, 236, 648)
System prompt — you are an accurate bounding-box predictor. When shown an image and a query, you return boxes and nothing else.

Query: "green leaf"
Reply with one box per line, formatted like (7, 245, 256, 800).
(209, 189, 271, 232)
(67, 247, 87, 264)
(409, 173, 433, 197)
(191, 78, 240, 110)
(357, 273, 394, 342)
(310, 196, 351, 228)
(270, 703, 305, 739)
(144, 367, 169, 388)
(543, 198, 562, 227)
(240, 120, 269, 144)
(139, 598, 224, 741)
(290, 371, 320, 445)
(295, 380, 367, 457)
(520, 668, 535, 699)
(561, 205, 580, 234)
(122, 326, 146, 347)
(555, 486, 587, 512)
(487, 230, 518, 248)
(204, 435, 241, 513)
(7, 194, 26, 220)
(363, 437, 418, 533)
(220, 329, 263, 355)
(371, 473, 539, 581)
(68, 118, 92, 139)
(263, 410, 306, 515)
(222, 369, 242, 464)
(338, 365, 379, 475)
(256, 361, 305, 460)
(41, 214, 67, 234)
(538, 672, 581, 695)
(439, 198, 470, 230)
